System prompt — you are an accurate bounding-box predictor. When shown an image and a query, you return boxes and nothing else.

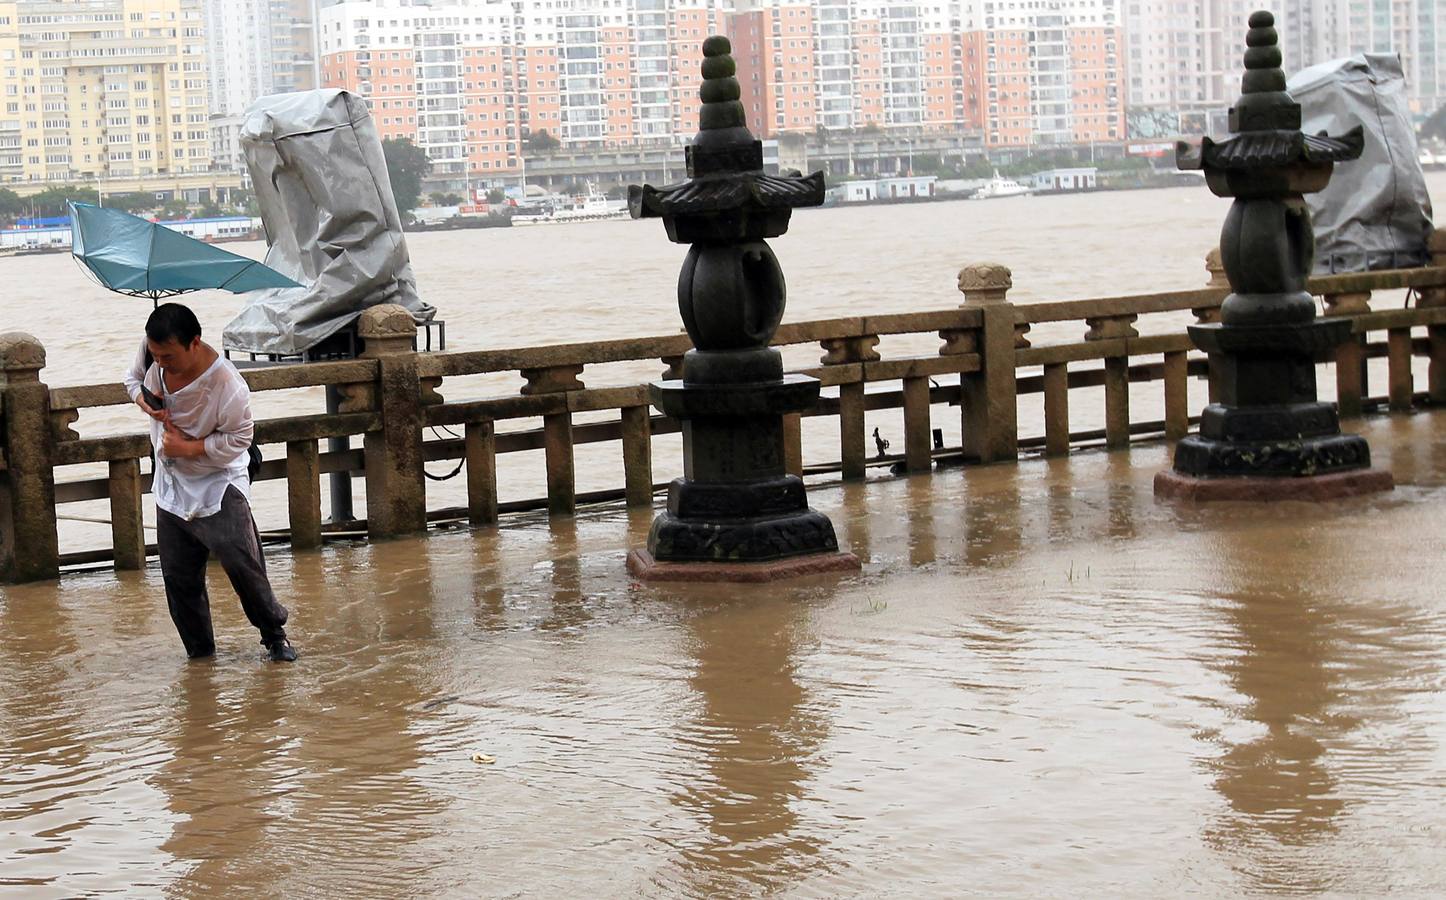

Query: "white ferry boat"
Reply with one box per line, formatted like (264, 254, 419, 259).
(970, 170, 1034, 200)
(512, 187, 630, 225)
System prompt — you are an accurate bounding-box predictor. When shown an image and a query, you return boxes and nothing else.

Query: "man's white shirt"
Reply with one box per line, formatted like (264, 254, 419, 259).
(122, 339, 253, 521)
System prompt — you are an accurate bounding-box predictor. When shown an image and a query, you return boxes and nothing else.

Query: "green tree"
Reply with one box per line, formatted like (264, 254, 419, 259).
(485, 187, 506, 204)
(1421, 104, 1446, 142)
(908, 153, 948, 176)
(960, 157, 996, 178)
(105, 192, 159, 214)
(158, 199, 191, 220)
(229, 188, 258, 216)
(0, 188, 23, 223)
(524, 128, 561, 151)
(382, 136, 431, 217)
(29, 185, 98, 217)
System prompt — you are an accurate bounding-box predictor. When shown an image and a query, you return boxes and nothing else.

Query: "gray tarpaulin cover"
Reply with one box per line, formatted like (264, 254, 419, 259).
(1288, 53, 1434, 273)
(222, 89, 432, 355)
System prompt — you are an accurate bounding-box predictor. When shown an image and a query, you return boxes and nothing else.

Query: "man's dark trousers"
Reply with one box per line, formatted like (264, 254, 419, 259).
(157, 485, 289, 657)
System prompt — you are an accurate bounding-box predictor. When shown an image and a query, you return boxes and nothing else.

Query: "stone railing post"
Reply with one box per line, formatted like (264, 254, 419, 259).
(1420, 229, 1446, 404)
(1324, 290, 1372, 417)
(820, 333, 879, 479)
(358, 305, 427, 539)
(1204, 246, 1229, 289)
(520, 363, 584, 516)
(1196, 249, 1227, 402)
(1084, 313, 1139, 448)
(956, 262, 1019, 463)
(0, 332, 59, 582)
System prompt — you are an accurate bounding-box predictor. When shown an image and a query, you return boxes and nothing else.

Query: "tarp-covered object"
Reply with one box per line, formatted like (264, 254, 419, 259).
(223, 89, 432, 355)
(69, 202, 301, 300)
(1288, 53, 1433, 273)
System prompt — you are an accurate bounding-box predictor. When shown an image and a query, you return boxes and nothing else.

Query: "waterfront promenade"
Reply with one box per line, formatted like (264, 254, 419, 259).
(3, 411, 1445, 894)
(5, 249, 1446, 578)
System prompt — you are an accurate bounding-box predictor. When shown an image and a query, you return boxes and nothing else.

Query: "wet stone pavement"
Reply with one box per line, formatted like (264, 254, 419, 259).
(3, 413, 1446, 897)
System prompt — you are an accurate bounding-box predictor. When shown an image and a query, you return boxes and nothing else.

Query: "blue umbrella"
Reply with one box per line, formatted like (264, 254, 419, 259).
(68, 202, 301, 306)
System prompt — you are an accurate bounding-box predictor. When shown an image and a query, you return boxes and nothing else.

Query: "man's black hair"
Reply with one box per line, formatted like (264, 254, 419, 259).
(145, 303, 202, 347)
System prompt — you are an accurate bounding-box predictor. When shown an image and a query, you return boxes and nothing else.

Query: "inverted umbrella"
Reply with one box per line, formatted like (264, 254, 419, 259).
(68, 201, 302, 306)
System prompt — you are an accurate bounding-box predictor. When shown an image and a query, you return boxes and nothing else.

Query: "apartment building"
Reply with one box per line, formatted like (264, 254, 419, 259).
(955, 0, 1123, 146)
(0, 0, 212, 184)
(1280, 0, 1444, 112)
(204, 0, 274, 116)
(730, 0, 1120, 147)
(318, 0, 728, 183)
(1125, 0, 1446, 128)
(272, 0, 319, 94)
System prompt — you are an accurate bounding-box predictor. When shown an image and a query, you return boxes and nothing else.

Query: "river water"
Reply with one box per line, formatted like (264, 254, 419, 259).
(4, 182, 1446, 895)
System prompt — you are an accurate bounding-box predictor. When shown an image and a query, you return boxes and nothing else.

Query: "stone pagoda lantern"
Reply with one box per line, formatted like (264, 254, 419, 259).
(1154, 11, 1393, 501)
(625, 36, 860, 580)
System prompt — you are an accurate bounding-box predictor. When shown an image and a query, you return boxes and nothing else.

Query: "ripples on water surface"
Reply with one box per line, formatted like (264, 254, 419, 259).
(3, 414, 1446, 896)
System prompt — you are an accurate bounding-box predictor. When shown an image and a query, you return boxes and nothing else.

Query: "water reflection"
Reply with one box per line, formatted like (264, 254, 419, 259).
(149, 545, 450, 896)
(964, 465, 1023, 567)
(1207, 585, 1348, 843)
(904, 474, 936, 566)
(540, 518, 587, 632)
(1203, 523, 1359, 891)
(154, 665, 289, 893)
(834, 481, 872, 565)
(1103, 452, 1138, 541)
(1044, 455, 1077, 542)
(670, 596, 828, 894)
(0, 585, 88, 886)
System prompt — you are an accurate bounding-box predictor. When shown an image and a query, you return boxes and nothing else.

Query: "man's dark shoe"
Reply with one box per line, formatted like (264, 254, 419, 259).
(265, 640, 298, 663)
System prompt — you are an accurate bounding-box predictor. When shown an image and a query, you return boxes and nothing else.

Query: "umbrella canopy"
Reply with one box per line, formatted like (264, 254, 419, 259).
(69, 202, 302, 303)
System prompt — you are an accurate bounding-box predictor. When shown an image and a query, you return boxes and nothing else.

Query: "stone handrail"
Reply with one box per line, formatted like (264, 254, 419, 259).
(3, 253, 1445, 582)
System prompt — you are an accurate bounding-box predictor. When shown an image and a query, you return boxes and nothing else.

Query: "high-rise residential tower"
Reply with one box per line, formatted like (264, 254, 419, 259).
(956, 0, 1124, 146)
(0, 0, 212, 183)
(318, 0, 729, 180)
(1124, 1, 1446, 127)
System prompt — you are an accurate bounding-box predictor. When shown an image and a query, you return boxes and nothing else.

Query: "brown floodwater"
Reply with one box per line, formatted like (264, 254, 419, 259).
(3, 411, 1445, 896)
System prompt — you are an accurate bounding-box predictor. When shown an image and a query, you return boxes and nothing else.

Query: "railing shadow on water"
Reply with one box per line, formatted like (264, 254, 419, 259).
(5, 243, 1446, 583)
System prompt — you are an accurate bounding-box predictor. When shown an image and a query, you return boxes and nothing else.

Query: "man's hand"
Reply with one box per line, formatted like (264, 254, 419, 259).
(161, 420, 205, 459)
(136, 395, 167, 423)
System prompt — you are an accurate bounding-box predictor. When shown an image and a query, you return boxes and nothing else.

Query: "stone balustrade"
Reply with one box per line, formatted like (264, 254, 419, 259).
(5, 257, 1446, 582)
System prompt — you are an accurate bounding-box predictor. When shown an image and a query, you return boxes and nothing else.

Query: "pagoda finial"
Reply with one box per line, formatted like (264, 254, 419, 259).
(1240, 11, 1286, 94)
(688, 35, 762, 174)
(698, 36, 746, 133)
(1229, 10, 1300, 132)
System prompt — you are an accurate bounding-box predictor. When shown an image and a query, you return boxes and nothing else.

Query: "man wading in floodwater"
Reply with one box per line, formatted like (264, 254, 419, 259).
(123, 303, 298, 662)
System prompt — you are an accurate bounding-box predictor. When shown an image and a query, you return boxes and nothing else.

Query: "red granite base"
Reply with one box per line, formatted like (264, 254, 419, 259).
(1153, 467, 1394, 502)
(627, 549, 862, 583)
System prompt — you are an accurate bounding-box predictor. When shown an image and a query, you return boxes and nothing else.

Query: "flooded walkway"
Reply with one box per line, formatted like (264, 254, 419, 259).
(4, 412, 1446, 896)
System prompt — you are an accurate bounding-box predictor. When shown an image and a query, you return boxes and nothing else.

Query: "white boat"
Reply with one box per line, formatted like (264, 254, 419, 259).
(512, 187, 630, 225)
(970, 170, 1034, 200)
